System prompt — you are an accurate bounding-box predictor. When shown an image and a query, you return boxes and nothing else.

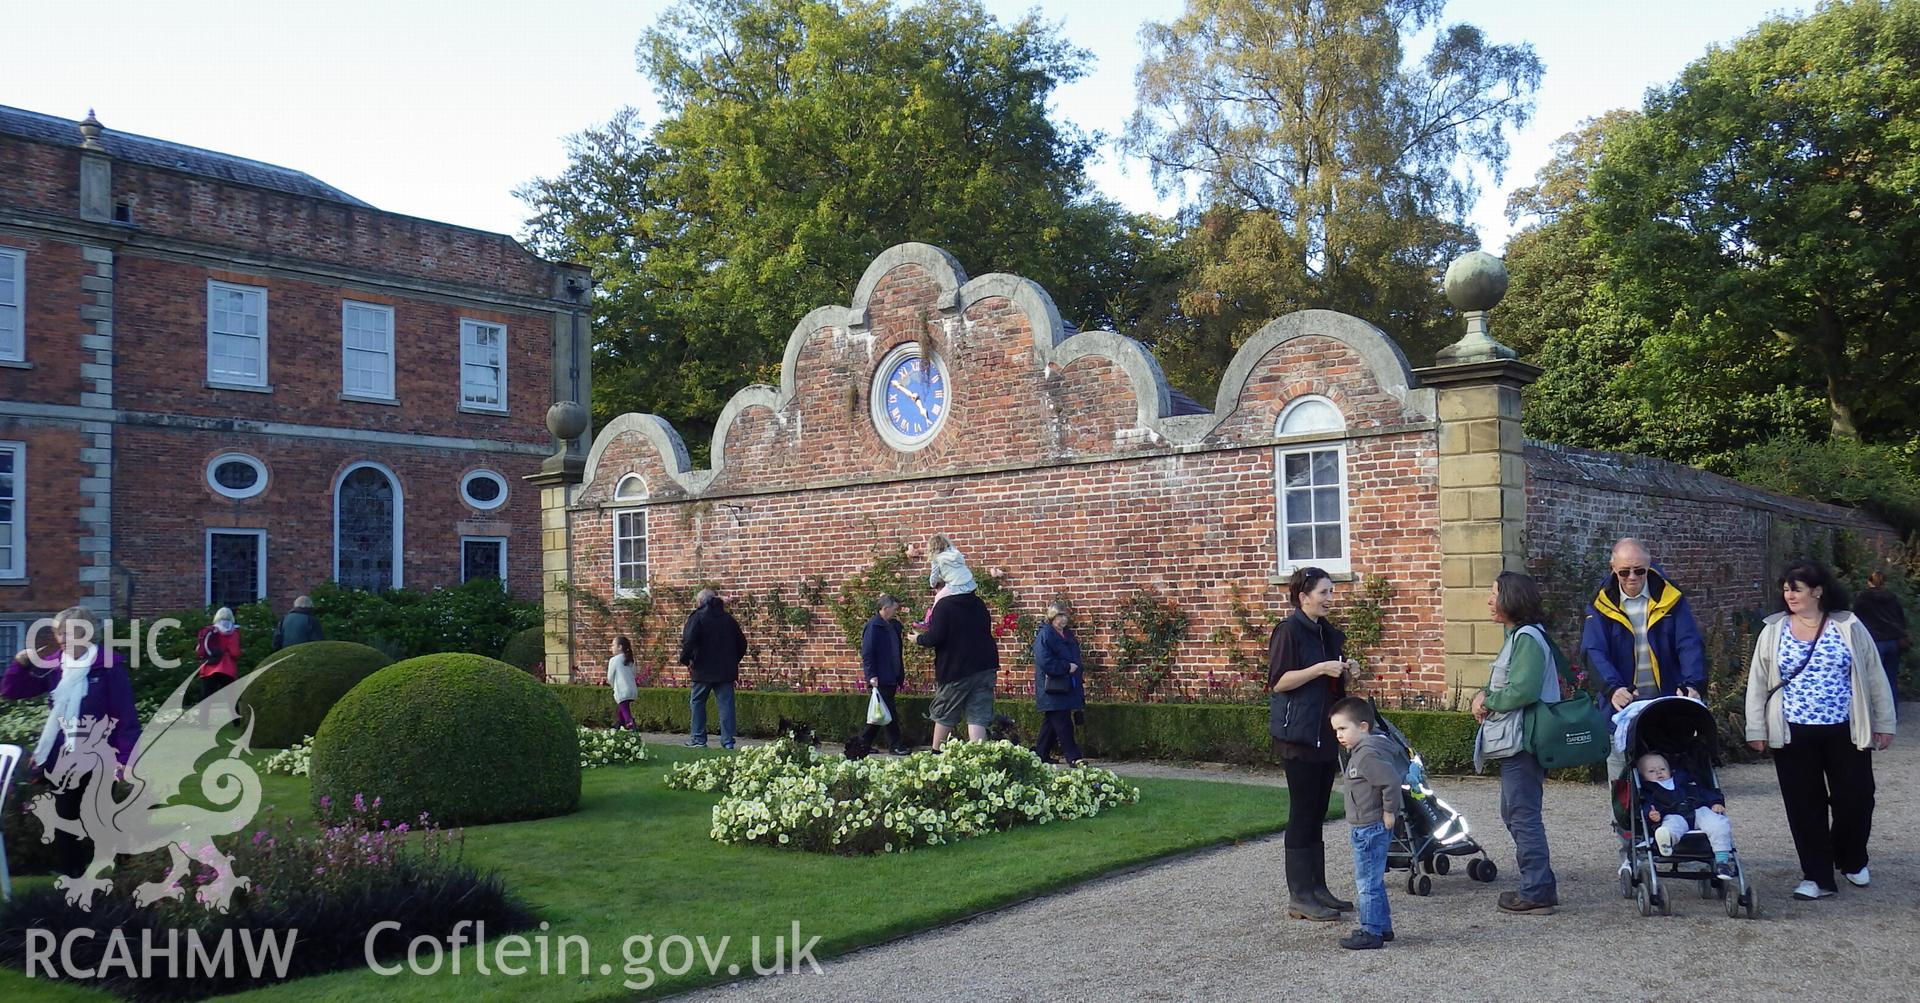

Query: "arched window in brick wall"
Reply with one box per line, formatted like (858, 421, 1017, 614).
(1274, 396, 1349, 575)
(613, 475, 648, 597)
(334, 462, 404, 591)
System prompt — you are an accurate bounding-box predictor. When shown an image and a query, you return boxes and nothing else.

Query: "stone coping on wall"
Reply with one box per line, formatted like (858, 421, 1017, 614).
(575, 241, 1440, 503)
(1525, 439, 1889, 531)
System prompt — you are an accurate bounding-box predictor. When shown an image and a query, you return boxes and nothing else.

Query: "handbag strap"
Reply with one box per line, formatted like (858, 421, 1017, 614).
(1767, 613, 1829, 701)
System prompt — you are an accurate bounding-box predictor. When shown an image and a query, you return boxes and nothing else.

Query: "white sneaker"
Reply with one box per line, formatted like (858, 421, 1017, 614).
(1654, 827, 1675, 856)
(1843, 867, 1870, 887)
(1793, 880, 1835, 900)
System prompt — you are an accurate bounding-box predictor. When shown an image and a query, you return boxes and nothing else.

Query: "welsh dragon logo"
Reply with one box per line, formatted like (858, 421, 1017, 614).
(28, 662, 275, 913)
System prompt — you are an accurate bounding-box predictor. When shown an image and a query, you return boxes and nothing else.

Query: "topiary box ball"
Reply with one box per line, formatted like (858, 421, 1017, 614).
(310, 653, 581, 827)
(238, 641, 393, 750)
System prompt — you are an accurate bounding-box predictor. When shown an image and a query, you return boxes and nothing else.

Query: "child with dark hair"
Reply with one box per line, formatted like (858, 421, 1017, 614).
(1331, 696, 1407, 950)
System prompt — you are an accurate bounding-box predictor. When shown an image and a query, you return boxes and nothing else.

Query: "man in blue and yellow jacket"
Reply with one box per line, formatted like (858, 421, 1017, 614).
(1582, 538, 1708, 711)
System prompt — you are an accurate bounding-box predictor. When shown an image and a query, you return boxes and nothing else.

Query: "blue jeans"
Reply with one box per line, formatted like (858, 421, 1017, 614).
(1499, 750, 1558, 903)
(1348, 821, 1391, 936)
(690, 681, 736, 748)
(1876, 640, 1902, 704)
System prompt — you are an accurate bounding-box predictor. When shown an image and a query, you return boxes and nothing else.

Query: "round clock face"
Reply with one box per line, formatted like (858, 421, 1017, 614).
(871, 344, 950, 450)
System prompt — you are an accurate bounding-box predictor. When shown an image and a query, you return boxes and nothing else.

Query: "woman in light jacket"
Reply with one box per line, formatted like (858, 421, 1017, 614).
(608, 635, 640, 731)
(1745, 559, 1895, 901)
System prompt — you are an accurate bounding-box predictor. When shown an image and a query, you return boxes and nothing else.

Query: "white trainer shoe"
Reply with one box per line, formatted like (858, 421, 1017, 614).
(1843, 867, 1870, 887)
(1654, 826, 1675, 856)
(1793, 880, 1835, 900)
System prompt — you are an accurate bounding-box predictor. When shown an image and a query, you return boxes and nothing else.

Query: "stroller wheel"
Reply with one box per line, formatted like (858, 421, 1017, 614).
(1743, 886, 1759, 919)
(1700, 881, 1716, 900)
(1620, 869, 1634, 900)
(1725, 882, 1742, 917)
(1478, 859, 1497, 883)
(1416, 874, 1432, 897)
(1431, 854, 1450, 876)
(1635, 881, 1654, 917)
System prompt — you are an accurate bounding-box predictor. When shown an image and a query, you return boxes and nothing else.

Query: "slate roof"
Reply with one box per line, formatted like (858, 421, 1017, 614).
(0, 104, 372, 208)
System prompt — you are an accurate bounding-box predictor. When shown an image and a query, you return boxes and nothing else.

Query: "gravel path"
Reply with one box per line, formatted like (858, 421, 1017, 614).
(661, 711, 1920, 1002)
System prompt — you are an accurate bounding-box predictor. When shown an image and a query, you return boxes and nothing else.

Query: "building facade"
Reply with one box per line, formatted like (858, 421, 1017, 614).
(0, 106, 591, 646)
(541, 242, 1896, 702)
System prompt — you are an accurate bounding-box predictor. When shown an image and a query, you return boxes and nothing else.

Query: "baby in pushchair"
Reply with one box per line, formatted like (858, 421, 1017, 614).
(1636, 752, 1735, 878)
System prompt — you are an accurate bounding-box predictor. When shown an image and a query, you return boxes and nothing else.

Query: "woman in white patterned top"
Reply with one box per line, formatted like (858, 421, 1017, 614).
(1745, 560, 1896, 901)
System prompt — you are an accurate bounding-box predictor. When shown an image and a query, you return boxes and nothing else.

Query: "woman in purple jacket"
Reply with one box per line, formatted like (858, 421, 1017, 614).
(2, 605, 141, 875)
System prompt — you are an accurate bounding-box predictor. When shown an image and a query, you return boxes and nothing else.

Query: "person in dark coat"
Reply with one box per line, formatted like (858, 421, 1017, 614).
(678, 588, 746, 749)
(1032, 602, 1087, 766)
(912, 588, 999, 751)
(1268, 566, 1355, 922)
(272, 595, 324, 650)
(2, 606, 142, 876)
(1854, 572, 1909, 703)
(859, 594, 908, 755)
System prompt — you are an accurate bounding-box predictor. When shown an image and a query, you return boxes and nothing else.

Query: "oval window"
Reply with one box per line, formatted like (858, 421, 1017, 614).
(206, 453, 268, 500)
(460, 470, 508, 510)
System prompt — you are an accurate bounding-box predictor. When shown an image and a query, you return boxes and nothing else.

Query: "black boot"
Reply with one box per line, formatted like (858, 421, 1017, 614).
(1286, 848, 1340, 922)
(1306, 844, 1354, 911)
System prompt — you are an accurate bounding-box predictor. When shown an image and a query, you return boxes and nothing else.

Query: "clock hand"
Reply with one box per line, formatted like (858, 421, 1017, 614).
(889, 379, 921, 403)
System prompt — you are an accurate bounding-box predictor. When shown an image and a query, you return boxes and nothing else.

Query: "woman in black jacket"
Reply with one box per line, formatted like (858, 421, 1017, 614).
(1269, 566, 1356, 921)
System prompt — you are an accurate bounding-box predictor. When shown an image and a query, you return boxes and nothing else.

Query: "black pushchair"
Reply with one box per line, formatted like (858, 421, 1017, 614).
(1612, 696, 1758, 918)
(1371, 710, 1499, 896)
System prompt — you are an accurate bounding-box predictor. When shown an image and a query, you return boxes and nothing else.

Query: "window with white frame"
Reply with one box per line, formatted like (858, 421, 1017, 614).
(206, 529, 266, 607)
(342, 302, 395, 399)
(459, 469, 508, 511)
(0, 441, 22, 579)
(614, 510, 647, 596)
(208, 281, 268, 386)
(0, 621, 21, 658)
(1274, 396, 1349, 574)
(0, 248, 24, 362)
(460, 319, 507, 411)
(461, 536, 507, 584)
(206, 453, 269, 500)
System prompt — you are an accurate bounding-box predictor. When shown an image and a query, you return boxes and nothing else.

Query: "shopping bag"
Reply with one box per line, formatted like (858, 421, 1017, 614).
(866, 688, 893, 726)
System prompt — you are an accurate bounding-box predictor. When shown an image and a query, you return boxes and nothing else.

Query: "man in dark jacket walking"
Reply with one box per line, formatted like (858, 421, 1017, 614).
(912, 588, 999, 751)
(1581, 538, 1708, 711)
(859, 594, 908, 755)
(1855, 572, 1909, 702)
(272, 595, 324, 651)
(679, 588, 747, 749)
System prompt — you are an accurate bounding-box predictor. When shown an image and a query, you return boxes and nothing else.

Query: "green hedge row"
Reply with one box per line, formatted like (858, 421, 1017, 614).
(546, 686, 1495, 774)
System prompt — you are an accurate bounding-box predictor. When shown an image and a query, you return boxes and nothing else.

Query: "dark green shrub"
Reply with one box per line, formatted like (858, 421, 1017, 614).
(307, 579, 541, 661)
(498, 626, 547, 672)
(1722, 434, 1920, 534)
(313, 654, 579, 826)
(238, 641, 394, 749)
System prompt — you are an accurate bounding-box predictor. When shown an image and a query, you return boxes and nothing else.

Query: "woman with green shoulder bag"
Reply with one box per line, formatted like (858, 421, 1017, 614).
(1471, 571, 1564, 915)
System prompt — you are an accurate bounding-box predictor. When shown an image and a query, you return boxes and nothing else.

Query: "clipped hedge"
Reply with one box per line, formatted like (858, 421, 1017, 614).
(498, 626, 546, 673)
(544, 685, 1492, 774)
(238, 642, 394, 750)
(314, 654, 580, 826)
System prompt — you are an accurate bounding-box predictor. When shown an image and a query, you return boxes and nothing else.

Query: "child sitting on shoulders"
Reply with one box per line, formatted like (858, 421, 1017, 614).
(1637, 752, 1735, 879)
(916, 533, 977, 629)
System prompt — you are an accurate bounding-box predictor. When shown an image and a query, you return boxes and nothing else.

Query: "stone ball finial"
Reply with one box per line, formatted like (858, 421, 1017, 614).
(1444, 251, 1508, 313)
(546, 400, 589, 441)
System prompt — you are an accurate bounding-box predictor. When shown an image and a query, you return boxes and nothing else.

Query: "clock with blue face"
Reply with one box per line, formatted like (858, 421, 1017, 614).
(871, 344, 950, 449)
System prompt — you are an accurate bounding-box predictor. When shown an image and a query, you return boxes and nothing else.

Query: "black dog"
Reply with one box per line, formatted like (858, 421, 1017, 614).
(842, 731, 874, 761)
(987, 714, 1024, 746)
(777, 717, 819, 747)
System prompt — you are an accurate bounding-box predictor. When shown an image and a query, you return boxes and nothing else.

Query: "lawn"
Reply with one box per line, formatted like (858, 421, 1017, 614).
(4, 747, 1294, 1001)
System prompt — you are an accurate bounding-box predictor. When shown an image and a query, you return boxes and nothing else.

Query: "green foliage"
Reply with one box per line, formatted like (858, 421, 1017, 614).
(1098, 588, 1190, 701)
(1124, 0, 1542, 383)
(664, 737, 1139, 854)
(239, 641, 394, 749)
(1723, 434, 1920, 536)
(305, 580, 541, 663)
(311, 654, 581, 826)
(1333, 574, 1397, 687)
(519, 0, 1160, 452)
(497, 626, 548, 673)
(1587, 0, 1920, 448)
(132, 601, 280, 706)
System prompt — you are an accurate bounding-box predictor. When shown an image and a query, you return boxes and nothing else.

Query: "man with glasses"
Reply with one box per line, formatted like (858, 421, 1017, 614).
(1582, 538, 1708, 712)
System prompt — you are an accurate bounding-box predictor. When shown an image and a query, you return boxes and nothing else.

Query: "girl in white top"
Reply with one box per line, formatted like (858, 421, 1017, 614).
(609, 636, 640, 731)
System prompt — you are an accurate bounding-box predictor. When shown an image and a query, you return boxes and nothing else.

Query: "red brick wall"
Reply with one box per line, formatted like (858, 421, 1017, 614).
(0, 234, 90, 403)
(0, 421, 87, 616)
(114, 255, 550, 442)
(1524, 442, 1901, 647)
(565, 261, 1446, 700)
(113, 426, 541, 615)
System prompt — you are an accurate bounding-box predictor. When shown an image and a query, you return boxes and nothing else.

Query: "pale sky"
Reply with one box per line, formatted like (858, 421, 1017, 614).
(3, 0, 1804, 253)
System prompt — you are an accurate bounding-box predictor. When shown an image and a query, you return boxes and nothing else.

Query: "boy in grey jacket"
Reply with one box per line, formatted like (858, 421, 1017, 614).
(1332, 697, 1408, 950)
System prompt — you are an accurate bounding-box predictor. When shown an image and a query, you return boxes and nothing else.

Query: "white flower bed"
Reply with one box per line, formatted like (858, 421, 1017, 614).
(665, 738, 1140, 854)
(261, 726, 647, 776)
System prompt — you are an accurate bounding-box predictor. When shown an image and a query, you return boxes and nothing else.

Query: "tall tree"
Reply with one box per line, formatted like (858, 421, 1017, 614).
(1124, 0, 1541, 377)
(520, 0, 1163, 448)
(1589, 0, 1920, 445)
